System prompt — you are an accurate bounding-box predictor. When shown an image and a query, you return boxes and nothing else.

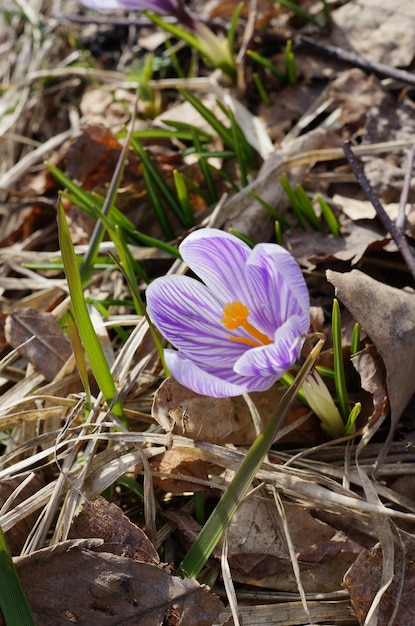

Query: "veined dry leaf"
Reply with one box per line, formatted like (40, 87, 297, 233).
(344, 537, 415, 626)
(286, 216, 390, 269)
(152, 377, 291, 445)
(152, 377, 253, 444)
(150, 449, 208, 494)
(327, 270, 415, 432)
(7, 541, 224, 626)
(4, 307, 72, 381)
(226, 496, 362, 593)
(68, 497, 159, 564)
(152, 378, 315, 446)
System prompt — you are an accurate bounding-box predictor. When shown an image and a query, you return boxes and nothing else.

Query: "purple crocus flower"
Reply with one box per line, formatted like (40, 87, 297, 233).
(79, 0, 196, 30)
(146, 229, 310, 398)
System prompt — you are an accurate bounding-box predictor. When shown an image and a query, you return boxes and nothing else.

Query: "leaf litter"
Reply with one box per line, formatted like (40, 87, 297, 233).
(2, 0, 415, 624)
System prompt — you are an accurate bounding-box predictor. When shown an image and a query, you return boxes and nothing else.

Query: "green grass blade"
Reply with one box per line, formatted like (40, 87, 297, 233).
(284, 40, 298, 85)
(253, 72, 272, 106)
(173, 169, 194, 227)
(132, 138, 189, 228)
(274, 0, 322, 27)
(178, 337, 325, 578)
(178, 89, 234, 147)
(57, 202, 125, 423)
(279, 173, 306, 229)
(316, 195, 341, 236)
(250, 191, 290, 227)
(191, 129, 218, 204)
(295, 184, 321, 230)
(67, 309, 92, 415)
(345, 402, 361, 435)
(332, 299, 349, 422)
(246, 49, 284, 80)
(0, 527, 35, 626)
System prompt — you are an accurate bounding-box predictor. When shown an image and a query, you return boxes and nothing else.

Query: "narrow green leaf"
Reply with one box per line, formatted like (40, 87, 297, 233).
(275, 220, 282, 245)
(132, 138, 188, 228)
(274, 0, 322, 27)
(253, 72, 272, 106)
(67, 310, 92, 415)
(295, 184, 321, 230)
(284, 39, 298, 85)
(279, 173, 306, 230)
(178, 337, 325, 578)
(249, 190, 290, 228)
(246, 49, 283, 80)
(173, 170, 194, 227)
(316, 195, 341, 236)
(178, 89, 234, 147)
(345, 402, 361, 435)
(0, 527, 35, 626)
(57, 202, 125, 423)
(332, 299, 349, 422)
(191, 129, 218, 204)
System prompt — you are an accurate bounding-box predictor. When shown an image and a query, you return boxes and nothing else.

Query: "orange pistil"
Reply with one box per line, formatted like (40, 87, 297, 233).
(221, 301, 273, 347)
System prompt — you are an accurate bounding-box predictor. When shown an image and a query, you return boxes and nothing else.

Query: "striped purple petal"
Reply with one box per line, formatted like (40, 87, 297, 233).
(146, 228, 310, 397)
(164, 350, 279, 397)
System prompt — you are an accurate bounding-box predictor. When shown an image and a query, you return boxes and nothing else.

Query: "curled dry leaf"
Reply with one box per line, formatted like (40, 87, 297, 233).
(351, 344, 389, 429)
(4, 307, 72, 382)
(152, 377, 253, 444)
(7, 540, 224, 626)
(151, 377, 288, 445)
(327, 269, 415, 431)
(150, 449, 209, 494)
(68, 496, 159, 564)
(343, 536, 415, 626)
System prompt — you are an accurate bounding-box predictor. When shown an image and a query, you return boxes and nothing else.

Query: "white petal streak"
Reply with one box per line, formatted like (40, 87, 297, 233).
(146, 275, 247, 363)
(234, 317, 304, 377)
(245, 244, 310, 333)
(179, 229, 251, 303)
(165, 351, 279, 397)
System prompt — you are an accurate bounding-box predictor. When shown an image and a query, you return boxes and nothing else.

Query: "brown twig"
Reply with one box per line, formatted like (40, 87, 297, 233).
(342, 142, 415, 283)
(297, 35, 415, 89)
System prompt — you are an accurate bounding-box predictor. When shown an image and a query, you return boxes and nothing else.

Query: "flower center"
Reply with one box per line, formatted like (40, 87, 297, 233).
(221, 301, 273, 347)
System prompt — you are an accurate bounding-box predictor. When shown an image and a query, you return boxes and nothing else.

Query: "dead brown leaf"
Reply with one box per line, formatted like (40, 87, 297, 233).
(343, 536, 415, 626)
(227, 496, 362, 593)
(7, 540, 224, 626)
(68, 496, 160, 564)
(4, 307, 72, 381)
(150, 449, 209, 494)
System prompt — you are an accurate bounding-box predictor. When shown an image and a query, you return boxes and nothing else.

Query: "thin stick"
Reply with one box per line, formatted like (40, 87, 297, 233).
(297, 36, 415, 89)
(342, 142, 415, 282)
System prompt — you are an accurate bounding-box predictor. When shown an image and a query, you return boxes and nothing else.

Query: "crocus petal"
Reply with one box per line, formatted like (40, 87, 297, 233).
(146, 275, 248, 365)
(165, 350, 278, 397)
(179, 229, 252, 304)
(79, 0, 126, 8)
(234, 316, 305, 378)
(244, 243, 310, 336)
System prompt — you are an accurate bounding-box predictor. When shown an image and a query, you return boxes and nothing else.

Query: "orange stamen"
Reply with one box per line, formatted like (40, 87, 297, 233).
(221, 301, 273, 347)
